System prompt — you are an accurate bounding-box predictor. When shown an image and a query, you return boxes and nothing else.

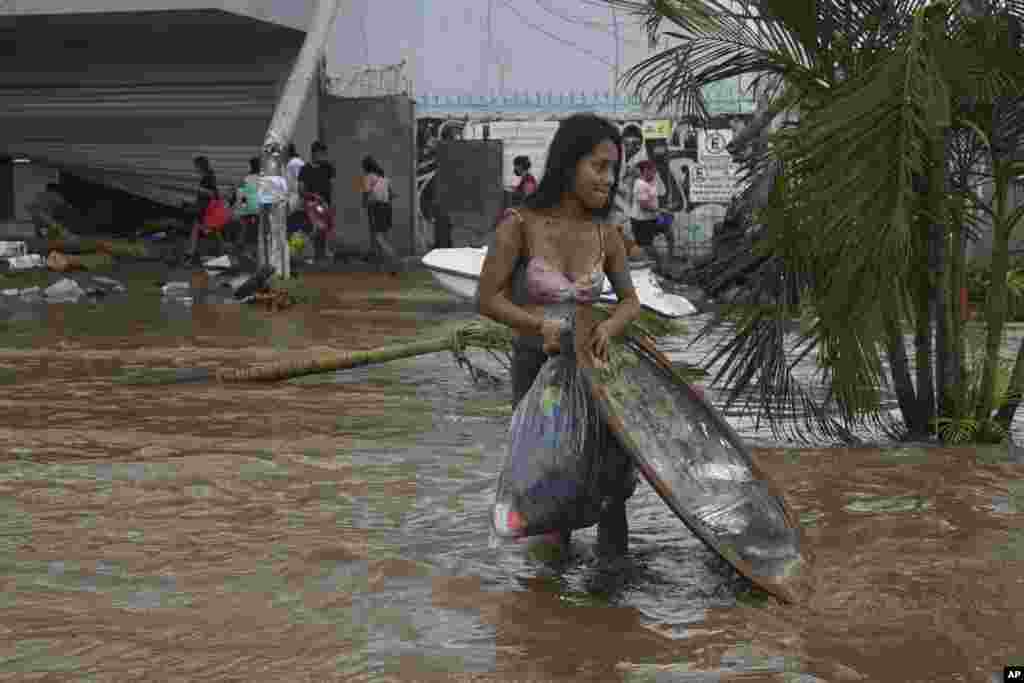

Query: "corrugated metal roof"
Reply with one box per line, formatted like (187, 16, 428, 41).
(0, 1, 315, 33)
(0, 9, 320, 209)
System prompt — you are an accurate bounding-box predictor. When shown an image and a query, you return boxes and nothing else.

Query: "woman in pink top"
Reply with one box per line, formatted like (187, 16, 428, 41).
(513, 155, 538, 197)
(477, 113, 643, 559)
(361, 155, 398, 275)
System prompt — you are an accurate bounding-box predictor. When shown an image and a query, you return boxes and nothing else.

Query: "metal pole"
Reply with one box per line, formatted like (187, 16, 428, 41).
(259, 0, 343, 279)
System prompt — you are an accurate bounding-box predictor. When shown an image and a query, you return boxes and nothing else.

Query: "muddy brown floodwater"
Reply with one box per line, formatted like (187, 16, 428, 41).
(1, 270, 1022, 682)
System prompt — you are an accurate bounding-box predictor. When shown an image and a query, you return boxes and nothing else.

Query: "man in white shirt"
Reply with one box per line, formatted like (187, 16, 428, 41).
(630, 160, 675, 271)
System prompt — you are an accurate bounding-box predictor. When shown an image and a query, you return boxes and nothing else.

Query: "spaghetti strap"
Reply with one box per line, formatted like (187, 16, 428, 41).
(593, 221, 606, 272)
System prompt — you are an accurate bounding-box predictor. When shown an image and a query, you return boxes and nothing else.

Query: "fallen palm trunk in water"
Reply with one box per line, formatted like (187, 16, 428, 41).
(118, 322, 517, 385)
(119, 310, 687, 385)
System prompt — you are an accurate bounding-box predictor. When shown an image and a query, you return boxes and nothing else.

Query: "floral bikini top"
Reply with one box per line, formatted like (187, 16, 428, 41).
(502, 208, 606, 308)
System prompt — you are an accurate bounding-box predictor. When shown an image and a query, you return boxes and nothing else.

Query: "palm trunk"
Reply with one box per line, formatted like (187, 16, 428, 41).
(934, 222, 951, 417)
(949, 214, 968, 416)
(914, 265, 937, 434)
(976, 165, 1012, 423)
(216, 337, 454, 383)
(885, 314, 921, 436)
(934, 131, 956, 420)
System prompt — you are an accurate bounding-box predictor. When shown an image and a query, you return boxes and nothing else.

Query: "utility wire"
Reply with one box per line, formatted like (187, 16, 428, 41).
(533, 0, 650, 49)
(533, 0, 648, 36)
(494, 0, 615, 67)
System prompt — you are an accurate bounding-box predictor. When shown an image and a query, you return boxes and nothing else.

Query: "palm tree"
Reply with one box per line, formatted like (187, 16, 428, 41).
(598, 0, 1024, 443)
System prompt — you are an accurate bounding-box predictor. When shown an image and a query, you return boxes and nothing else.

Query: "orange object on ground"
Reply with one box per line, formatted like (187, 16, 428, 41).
(47, 251, 80, 272)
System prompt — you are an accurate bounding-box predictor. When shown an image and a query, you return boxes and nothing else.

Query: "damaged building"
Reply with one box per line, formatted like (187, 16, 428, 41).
(0, 0, 417, 256)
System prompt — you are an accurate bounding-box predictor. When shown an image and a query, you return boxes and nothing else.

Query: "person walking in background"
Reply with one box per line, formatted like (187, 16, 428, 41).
(298, 141, 336, 262)
(504, 155, 538, 211)
(612, 125, 646, 245)
(361, 155, 398, 276)
(231, 156, 262, 250)
(183, 155, 223, 264)
(631, 160, 674, 272)
(513, 155, 537, 198)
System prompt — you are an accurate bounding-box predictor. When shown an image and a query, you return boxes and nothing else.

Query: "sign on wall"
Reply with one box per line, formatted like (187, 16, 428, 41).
(697, 128, 733, 164)
(691, 127, 742, 204)
(642, 119, 673, 139)
(688, 164, 743, 204)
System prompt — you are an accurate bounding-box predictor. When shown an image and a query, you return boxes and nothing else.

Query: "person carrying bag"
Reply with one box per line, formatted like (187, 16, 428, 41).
(361, 155, 399, 275)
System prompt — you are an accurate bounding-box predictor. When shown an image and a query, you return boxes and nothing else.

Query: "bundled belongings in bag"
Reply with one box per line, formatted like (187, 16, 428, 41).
(202, 198, 233, 231)
(491, 325, 611, 540)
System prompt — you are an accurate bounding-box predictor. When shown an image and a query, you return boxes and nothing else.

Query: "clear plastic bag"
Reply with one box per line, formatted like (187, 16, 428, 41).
(491, 335, 608, 540)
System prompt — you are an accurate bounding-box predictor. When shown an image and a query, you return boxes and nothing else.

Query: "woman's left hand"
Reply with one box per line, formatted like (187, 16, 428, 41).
(591, 322, 612, 363)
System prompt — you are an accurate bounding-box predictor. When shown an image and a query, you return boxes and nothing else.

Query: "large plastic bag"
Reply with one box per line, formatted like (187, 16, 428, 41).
(491, 331, 608, 540)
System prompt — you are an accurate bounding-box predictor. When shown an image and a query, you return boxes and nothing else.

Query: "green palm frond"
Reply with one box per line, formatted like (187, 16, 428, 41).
(612, 0, 853, 118)
(688, 8, 952, 442)
(606, 0, 1023, 443)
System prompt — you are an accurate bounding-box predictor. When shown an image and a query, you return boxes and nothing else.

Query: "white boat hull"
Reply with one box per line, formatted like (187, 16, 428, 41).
(421, 247, 696, 318)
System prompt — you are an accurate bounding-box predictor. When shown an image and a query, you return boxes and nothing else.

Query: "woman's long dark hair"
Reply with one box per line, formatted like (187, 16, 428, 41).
(524, 113, 622, 219)
(193, 155, 213, 175)
(362, 155, 385, 176)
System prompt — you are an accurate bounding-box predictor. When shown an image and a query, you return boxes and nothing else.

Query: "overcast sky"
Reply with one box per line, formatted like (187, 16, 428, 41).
(326, 0, 656, 97)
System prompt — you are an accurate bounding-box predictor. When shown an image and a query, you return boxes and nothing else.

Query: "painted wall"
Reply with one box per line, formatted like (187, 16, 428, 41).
(453, 116, 750, 257)
(433, 140, 504, 248)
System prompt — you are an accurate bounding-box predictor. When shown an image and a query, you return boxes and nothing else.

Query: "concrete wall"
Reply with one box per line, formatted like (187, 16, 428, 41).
(319, 95, 416, 256)
(0, 10, 317, 210)
(434, 140, 504, 248)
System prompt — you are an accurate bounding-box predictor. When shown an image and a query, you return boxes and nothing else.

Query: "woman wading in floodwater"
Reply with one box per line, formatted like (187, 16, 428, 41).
(478, 114, 643, 557)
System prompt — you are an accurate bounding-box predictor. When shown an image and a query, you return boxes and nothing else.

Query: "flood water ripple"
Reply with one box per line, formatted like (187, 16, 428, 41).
(0, 272, 1022, 682)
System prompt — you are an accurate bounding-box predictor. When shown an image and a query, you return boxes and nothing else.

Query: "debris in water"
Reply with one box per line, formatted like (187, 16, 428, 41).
(3, 253, 44, 272)
(43, 277, 85, 302)
(0, 241, 27, 258)
(250, 288, 293, 311)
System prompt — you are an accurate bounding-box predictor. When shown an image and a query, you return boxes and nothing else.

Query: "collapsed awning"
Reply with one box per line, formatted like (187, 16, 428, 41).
(0, 9, 320, 209)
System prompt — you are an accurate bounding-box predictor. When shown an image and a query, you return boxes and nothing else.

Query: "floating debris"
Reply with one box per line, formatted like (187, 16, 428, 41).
(43, 277, 85, 303)
(0, 241, 27, 258)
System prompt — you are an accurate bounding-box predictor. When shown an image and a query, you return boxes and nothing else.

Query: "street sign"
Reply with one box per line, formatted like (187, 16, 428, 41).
(698, 128, 733, 164)
(689, 164, 742, 204)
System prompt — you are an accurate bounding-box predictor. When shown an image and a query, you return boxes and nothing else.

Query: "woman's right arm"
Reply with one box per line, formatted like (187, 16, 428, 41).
(477, 212, 544, 338)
